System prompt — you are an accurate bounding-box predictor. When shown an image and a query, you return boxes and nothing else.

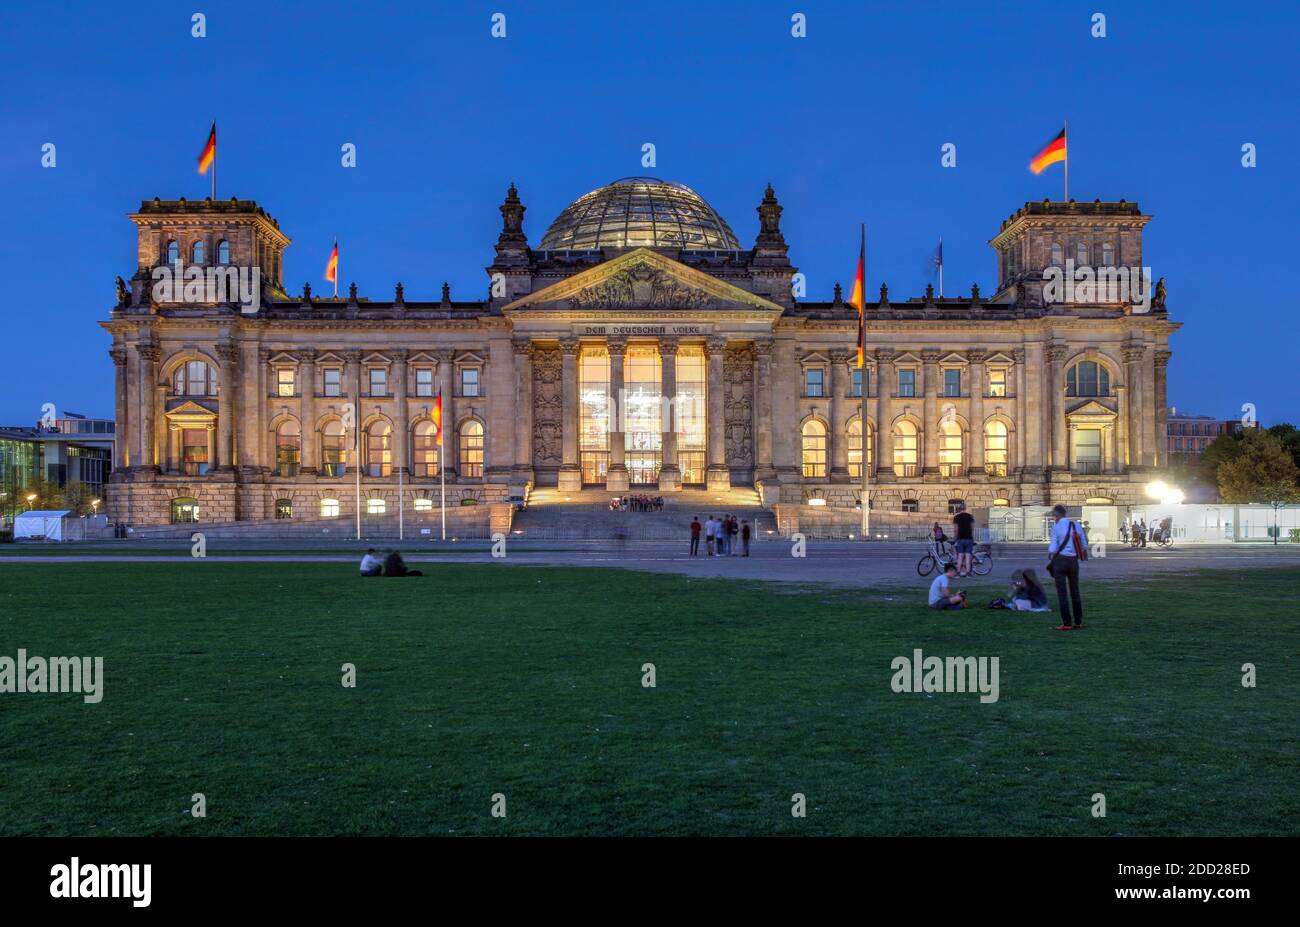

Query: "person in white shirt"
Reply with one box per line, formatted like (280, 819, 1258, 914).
(359, 548, 383, 576)
(1046, 504, 1088, 629)
(703, 517, 716, 556)
(928, 563, 965, 610)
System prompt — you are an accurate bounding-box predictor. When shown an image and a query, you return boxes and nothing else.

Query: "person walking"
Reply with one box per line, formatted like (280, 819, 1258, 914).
(741, 519, 751, 556)
(690, 516, 701, 556)
(1046, 503, 1088, 630)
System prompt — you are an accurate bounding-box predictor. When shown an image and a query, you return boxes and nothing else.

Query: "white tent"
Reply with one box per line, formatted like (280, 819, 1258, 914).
(13, 510, 73, 541)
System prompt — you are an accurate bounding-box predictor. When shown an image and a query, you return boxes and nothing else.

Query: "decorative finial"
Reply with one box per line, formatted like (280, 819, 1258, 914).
(302, 282, 312, 300)
(833, 282, 843, 306)
(971, 283, 981, 300)
(349, 281, 358, 301)
(394, 281, 405, 306)
(441, 282, 451, 306)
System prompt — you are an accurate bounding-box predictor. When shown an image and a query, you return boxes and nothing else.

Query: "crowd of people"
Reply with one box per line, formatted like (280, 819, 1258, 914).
(1120, 515, 1173, 547)
(689, 515, 751, 557)
(926, 502, 1089, 631)
(609, 495, 664, 512)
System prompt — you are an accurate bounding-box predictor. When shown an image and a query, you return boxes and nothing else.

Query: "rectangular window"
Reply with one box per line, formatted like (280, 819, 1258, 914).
(323, 368, 341, 397)
(461, 367, 480, 397)
(897, 369, 916, 397)
(368, 368, 387, 397)
(1073, 429, 1103, 474)
(182, 428, 209, 476)
(366, 498, 386, 515)
(851, 368, 864, 397)
(276, 368, 295, 397)
(320, 498, 340, 518)
(804, 368, 824, 397)
(943, 368, 962, 397)
(415, 368, 434, 397)
(987, 369, 1006, 397)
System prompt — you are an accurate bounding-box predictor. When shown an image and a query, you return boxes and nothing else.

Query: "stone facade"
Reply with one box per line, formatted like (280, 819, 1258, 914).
(102, 182, 1178, 527)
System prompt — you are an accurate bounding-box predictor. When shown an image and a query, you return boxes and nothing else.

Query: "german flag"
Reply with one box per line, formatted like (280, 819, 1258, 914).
(433, 386, 443, 441)
(324, 240, 338, 283)
(1029, 127, 1067, 174)
(197, 122, 216, 175)
(848, 224, 866, 368)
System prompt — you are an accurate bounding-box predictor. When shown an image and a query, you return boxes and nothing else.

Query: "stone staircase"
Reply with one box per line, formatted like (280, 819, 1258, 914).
(513, 486, 776, 540)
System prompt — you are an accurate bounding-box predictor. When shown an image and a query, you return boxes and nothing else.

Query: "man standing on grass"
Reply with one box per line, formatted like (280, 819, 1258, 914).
(1047, 504, 1088, 630)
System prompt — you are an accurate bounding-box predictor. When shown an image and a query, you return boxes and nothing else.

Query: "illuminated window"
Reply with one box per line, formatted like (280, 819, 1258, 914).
(192, 240, 206, 264)
(173, 360, 216, 396)
(623, 348, 662, 484)
(181, 428, 209, 475)
(277, 368, 295, 397)
(366, 421, 392, 477)
(321, 420, 346, 477)
(461, 367, 480, 397)
(579, 350, 610, 485)
(801, 419, 827, 478)
(1066, 361, 1111, 397)
(987, 368, 1007, 397)
(847, 418, 873, 479)
(367, 498, 386, 515)
(1102, 241, 1115, 266)
(413, 420, 439, 477)
(675, 350, 706, 485)
(274, 498, 292, 519)
(171, 497, 200, 523)
(893, 420, 919, 477)
(415, 368, 435, 397)
(1073, 428, 1103, 474)
(320, 498, 340, 518)
(939, 419, 963, 477)
(368, 368, 387, 397)
(459, 420, 485, 478)
(985, 421, 1009, 477)
(217, 240, 231, 264)
(413, 498, 433, 512)
(275, 419, 301, 477)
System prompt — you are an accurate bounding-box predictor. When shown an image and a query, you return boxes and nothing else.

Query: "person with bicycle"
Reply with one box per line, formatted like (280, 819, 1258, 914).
(952, 502, 976, 577)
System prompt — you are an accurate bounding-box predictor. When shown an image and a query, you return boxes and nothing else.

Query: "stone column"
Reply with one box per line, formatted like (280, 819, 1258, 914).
(111, 347, 129, 470)
(343, 350, 362, 476)
(256, 348, 271, 470)
(874, 348, 894, 480)
(604, 338, 630, 491)
(829, 349, 850, 480)
(512, 338, 534, 484)
(1013, 348, 1027, 474)
(921, 349, 941, 478)
(299, 350, 317, 474)
(1023, 342, 1046, 471)
(239, 341, 263, 475)
(1115, 384, 1130, 470)
(1154, 349, 1171, 469)
(704, 336, 730, 491)
(393, 349, 409, 475)
(168, 423, 181, 473)
(135, 343, 160, 472)
(557, 336, 582, 491)
(752, 339, 774, 480)
(1123, 345, 1146, 468)
(216, 342, 239, 470)
(1103, 423, 1117, 473)
(967, 349, 987, 476)
(1046, 344, 1068, 470)
(435, 349, 456, 479)
(657, 337, 682, 491)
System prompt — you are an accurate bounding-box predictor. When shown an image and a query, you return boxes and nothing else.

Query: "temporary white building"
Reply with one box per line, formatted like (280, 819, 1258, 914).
(13, 510, 73, 541)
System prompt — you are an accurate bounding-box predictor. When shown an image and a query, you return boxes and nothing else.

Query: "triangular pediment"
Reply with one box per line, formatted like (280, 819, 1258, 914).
(1065, 399, 1118, 419)
(503, 248, 784, 314)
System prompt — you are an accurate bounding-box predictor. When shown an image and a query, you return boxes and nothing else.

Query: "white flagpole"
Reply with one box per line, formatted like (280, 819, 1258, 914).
(354, 369, 362, 542)
(860, 223, 870, 540)
(439, 419, 447, 540)
(1063, 119, 1069, 202)
(938, 237, 944, 298)
(399, 456, 404, 541)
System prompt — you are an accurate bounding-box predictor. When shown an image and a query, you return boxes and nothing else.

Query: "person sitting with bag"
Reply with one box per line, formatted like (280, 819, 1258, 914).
(1009, 567, 1050, 611)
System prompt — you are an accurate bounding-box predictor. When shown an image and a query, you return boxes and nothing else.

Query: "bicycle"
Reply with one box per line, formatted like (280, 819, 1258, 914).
(917, 539, 992, 577)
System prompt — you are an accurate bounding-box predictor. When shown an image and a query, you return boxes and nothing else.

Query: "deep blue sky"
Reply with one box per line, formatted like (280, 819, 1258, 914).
(1, 0, 1296, 425)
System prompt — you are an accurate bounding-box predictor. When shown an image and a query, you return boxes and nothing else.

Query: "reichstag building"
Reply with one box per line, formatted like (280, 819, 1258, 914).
(103, 177, 1178, 527)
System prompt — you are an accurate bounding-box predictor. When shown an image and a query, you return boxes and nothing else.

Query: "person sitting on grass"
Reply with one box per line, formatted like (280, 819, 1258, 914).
(928, 563, 967, 610)
(360, 548, 383, 577)
(1009, 568, 1050, 611)
(383, 550, 423, 577)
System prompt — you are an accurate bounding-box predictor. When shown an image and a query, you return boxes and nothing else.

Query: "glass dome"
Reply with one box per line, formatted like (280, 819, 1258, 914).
(538, 177, 741, 251)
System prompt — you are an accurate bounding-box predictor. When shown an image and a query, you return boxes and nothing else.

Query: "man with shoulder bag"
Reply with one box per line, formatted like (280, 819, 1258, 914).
(1046, 503, 1088, 631)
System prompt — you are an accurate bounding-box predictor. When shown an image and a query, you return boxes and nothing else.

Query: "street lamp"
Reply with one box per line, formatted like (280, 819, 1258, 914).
(25, 493, 37, 511)
(91, 498, 101, 515)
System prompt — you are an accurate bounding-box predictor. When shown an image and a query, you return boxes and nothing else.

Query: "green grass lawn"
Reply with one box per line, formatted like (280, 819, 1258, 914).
(0, 562, 1295, 836)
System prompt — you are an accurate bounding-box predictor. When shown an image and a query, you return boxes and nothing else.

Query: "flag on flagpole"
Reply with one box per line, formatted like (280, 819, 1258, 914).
(197, 122, 216, 174)
(324, 240, 339, 284)
(1029, 127, 1067, 174)
(848, 224, 866, 368)
(931, 238, 944, 297)
(433, 385, 443, 440)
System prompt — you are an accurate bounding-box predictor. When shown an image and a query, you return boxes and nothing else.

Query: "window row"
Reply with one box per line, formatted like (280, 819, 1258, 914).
(166, 239, 232, 265)
(274, 418, 484, 479)
(799, 419, 1012, 479)
(169, 359, 480, 399)
(1048, 240, 1117, 267)
(171, 495, 449, 523)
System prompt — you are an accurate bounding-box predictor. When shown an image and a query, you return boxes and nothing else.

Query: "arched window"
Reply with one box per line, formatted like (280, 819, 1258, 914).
(1075, 241, 1089, 266)
(459, 420, 484, 478)
(413, 420, 439, 477)
(274, 499, 293, 519)
(321, 420, 346, 477)
(1066, 360, 1111, 397)
(847, 419, 873, 479)
(166, 240, 180, 263)
(171, 497, 199, 523)
(275, 419, 301, 477)
(217, 240, 231, 264)
(801, 419, 828, 478)
(938, 419, 964, 478)
(365, 421, 392, 477)
(985, 420, 1009, 476)
(172, 359, 216, 396)
(893, 420, 919, 477)
(320, 497, 340, 518)
(1101, 241, 1115, 266)
(1050, 242, 1064, 266)
(191, 240, 206, 264)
